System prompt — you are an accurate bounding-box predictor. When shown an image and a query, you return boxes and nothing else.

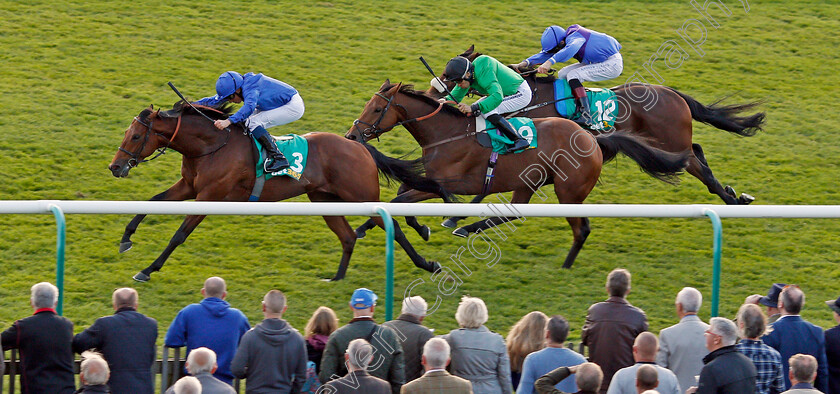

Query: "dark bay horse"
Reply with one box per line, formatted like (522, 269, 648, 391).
(345, 81, 689, 268)
(109, 103, 450, 281)
(437, 46, 765, 206)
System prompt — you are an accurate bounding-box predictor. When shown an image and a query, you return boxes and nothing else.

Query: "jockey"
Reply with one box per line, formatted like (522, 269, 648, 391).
(516, 25, 623, 126)
(440, 55, 532, 153)
(195, 71, 305, 173)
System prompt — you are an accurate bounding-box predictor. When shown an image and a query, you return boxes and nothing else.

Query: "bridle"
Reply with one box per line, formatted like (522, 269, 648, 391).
(119, 111, 232, 168)
(352, 89, 443, 140)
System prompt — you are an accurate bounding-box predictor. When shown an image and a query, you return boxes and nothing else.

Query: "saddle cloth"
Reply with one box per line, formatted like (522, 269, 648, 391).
(553, 79, 619, 131)
(475, 117, 537, 154)
(253, 134, 309, 180)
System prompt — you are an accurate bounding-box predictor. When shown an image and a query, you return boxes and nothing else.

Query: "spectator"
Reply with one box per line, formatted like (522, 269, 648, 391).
(635, 364, 658, 393)
(304, 306, 338, 374)
(582, 268, 648, 393)
(686, 317, 756, 394)
(320, 288, 405, 393)
(535, 363, 603, 394)
(518, 315, 586, 394)
(507, 311, 549, 390)
(745, 284, 786, 324)
(656, 287, 708, 392)
(321, 338, 391, 394)
(823, 295, 840, 394)
(165, 276, 251, 385)
(77, 351, 110, 393)
(735, 304, 785, 394)
(73, 287, 158, 394)
(443, 296, 512, 394)
(400, 337, 473, 393)
(231, 289, 307, 393)
(1, 282, 75, 394)
(762, 285, 829, 392)
(781, 354, 821, 394)
(607, 332, 680, 394)
(165, 347, 234, 394)
(383, 296, 435, 383)
(172, 376, 202, 394)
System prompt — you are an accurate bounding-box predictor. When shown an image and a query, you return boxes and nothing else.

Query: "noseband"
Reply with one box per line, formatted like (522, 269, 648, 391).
(118, 115, 178, 168)
(352, 91, 443, 140)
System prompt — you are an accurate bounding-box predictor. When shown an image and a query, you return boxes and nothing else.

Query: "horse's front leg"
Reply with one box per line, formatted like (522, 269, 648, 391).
(441, 193, 487, 229)
(133, 214, 206, 282)
(120, 178, 196, 253)
(355, 188, 441, 240)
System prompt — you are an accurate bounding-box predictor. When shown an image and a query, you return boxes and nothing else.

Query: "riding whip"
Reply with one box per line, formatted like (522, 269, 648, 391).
(167, 81, 229, 130)
(419, 56, 459, 103)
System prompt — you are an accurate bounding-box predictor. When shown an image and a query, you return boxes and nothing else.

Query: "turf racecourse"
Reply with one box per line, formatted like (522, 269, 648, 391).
(1, 0, 839, 357)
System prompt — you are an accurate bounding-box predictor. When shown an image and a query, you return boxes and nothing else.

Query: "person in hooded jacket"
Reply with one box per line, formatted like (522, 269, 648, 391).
(165, 277, 251, 385)
(304, 306, 339, 374)
(231, 290, 307, 393)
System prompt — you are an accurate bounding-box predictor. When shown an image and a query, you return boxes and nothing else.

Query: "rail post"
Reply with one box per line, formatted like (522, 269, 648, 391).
(374, 206, 395, 321)
(47, 204, 67, 316)
(703, 208, 723, 317)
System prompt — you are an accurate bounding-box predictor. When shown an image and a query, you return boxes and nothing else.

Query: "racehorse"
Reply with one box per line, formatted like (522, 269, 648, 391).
(109, 102, 450, 282)
(437, 46, 765, 207)
(345, 80, 689, 269)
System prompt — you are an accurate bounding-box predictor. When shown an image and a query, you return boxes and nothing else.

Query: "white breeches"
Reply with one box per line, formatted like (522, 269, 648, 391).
(475, 81, 533, 118)
(557, 53, 624, 82)
(245, 93, 305, 132)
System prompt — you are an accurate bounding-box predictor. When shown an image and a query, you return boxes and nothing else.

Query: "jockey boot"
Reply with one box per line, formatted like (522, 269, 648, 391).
(569, 79, 594, 126)
(252, 126, 290, 172)
(487, 114, 529, 153)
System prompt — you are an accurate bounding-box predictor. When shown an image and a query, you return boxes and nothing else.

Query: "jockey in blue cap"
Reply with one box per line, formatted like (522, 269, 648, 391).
(516, 25, 623, 126)
(195, 71, 305, 173)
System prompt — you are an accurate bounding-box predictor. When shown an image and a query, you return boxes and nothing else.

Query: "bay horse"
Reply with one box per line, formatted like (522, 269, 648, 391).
(109, 103, 450, 282)
(345, 80, 689, 268)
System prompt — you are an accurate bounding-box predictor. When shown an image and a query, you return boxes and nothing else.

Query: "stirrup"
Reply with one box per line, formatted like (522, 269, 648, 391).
(506, 138, 530, 153)
(265, 155, 290, 173)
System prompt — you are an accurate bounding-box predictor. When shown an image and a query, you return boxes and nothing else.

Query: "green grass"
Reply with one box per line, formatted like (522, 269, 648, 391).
(1, 0, 839, 363)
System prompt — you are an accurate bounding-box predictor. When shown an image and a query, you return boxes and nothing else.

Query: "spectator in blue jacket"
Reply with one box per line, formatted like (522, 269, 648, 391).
(165, 276, 251, 385)
(73, 288, 158, 394)
(195, 71, 305, 173)
(516, 25, 623, 126)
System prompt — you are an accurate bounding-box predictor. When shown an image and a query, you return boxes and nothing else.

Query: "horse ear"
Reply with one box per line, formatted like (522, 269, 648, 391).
(381, 79, 391, 89)
(460, 45, 475, 57)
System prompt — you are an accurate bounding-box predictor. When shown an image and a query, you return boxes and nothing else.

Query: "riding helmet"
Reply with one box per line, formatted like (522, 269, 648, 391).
(214, 71, 244, 99)
(540, 25, 567, 53)
(442, 56, 472, 82)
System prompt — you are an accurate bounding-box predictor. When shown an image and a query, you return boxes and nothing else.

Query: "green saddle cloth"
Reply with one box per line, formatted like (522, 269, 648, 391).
(480, 117, 538, 154)
(554, 79, 619, 131)
(254, 134, 309, 180)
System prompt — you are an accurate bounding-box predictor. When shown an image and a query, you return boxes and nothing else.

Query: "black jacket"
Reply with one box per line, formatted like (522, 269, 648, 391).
(697, 345, 757, 394)
(1, 310, 76, 394)
(72, 308, 158, 394)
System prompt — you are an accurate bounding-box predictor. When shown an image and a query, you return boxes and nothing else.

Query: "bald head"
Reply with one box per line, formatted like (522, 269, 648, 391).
(80, 351, 109, 386)
(202, 277, 226, 299)
(634, 332, 659, 361)
(112, 288, 138, 310)
(186, 347, 216, 374)
(636, 364, 658, 391)
(780, 285, 804, 315)
(575, 362, 604, 392)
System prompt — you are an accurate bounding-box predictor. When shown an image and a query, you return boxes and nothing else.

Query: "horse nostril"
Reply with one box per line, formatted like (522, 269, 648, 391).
(349, 135, 357, 140)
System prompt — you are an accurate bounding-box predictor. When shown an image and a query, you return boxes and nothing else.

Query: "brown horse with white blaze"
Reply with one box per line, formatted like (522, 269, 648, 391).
(109, 103, 450, 281)
(346, 81, 689, 268)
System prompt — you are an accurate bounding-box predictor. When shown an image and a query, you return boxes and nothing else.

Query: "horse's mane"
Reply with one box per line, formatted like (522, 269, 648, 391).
(139, 101, 235, 123)
(379, 82, 466, 117)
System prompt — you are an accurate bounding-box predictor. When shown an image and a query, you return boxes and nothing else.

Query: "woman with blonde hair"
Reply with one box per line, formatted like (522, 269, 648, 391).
(506, 311, 549, 389)
(304, 306, 339, 374)
(443, 296, 513, 393)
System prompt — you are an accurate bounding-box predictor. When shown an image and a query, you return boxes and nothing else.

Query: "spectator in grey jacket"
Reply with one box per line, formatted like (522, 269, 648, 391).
(443, 296, 512, 394)
(382, 296, 434, 383)
(166, 347, 234, 394)
(231, 290, 306, 393)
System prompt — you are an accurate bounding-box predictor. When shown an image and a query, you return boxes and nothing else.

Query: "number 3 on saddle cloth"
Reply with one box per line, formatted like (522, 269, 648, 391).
(554, 79, 619, 132)
(474, 117, 538, 194)
(248, 134, 309, 201)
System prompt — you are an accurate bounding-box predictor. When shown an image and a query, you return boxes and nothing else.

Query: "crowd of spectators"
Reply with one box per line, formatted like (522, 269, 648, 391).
(2, 270, 839, 394)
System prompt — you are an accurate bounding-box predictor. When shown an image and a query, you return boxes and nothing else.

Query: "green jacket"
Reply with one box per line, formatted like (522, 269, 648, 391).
(447, 55, 525, 114)
(319, 318, 405, 394)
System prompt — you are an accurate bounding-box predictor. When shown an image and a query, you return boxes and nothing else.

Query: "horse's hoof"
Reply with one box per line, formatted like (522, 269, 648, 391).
(119, 241, 133, 253)
(420, 225, 431, 242)
(441, 218, 458, 229)
(428, 261, 441, 273)
(724, 185, 737, 198)
(452, 227, 469, 238)
(132, 272, 151, 282)
(739, 193, 755, 205)
(327, 275, 344, 282)
(355, 230, 367, 239)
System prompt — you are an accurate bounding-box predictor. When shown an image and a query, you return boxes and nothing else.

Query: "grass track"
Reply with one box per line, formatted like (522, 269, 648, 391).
(1, 0, 839, 354)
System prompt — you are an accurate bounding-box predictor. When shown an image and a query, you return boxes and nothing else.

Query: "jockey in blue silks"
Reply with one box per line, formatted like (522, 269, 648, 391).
(195, 71, 304, 172)
(517, 25, 623, 126)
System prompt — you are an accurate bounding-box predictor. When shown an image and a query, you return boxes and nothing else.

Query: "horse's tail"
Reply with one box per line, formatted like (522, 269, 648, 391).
(361, 143, 455, 202)
(669, 88, 765, 136)
(596, 132, 689, 184)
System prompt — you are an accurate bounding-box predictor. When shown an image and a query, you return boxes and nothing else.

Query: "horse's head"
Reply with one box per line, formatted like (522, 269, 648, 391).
(109, 105, 169, 177)
(346, 79, 407, 142)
